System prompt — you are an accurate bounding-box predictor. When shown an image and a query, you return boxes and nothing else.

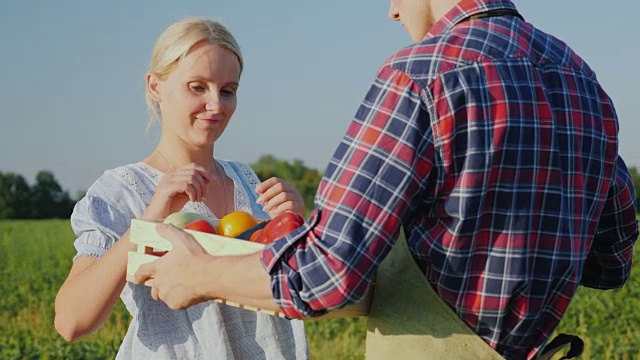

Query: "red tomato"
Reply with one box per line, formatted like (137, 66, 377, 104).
(249, 228, 269, 244)
(262, 211, 304, 243)
(184, 219, 217, 234)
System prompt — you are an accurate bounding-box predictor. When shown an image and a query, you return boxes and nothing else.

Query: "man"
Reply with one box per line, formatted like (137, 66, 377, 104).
(134, 0, 638, 358)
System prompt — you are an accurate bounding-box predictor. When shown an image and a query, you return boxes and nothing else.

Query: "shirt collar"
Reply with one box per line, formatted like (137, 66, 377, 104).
(425, 0, 519, 39)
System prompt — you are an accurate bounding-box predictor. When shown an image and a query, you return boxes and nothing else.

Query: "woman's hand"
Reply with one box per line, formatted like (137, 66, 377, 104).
(143, 163, 213, 220)
(255, 177, 306, 218)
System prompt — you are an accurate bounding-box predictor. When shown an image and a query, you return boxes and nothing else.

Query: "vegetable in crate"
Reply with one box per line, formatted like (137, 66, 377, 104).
(217, 211, 258, 238)
(245, 211, 305, 244)
(184, 219, 217, 234)
(163, 212, 210, 228)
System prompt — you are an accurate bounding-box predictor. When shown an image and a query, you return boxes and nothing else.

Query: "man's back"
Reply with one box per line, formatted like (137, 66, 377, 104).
(384, 3, 638, 358)
(257, 1, 637, 359)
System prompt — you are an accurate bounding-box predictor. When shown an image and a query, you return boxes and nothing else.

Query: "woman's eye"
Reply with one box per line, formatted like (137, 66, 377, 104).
(221, 89, 236, 97)
(189, 84, 206, 92)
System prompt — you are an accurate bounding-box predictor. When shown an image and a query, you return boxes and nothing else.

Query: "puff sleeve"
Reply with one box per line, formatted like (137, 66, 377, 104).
(70, 194, 132, 261)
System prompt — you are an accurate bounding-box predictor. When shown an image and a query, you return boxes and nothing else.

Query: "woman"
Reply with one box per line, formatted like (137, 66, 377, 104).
(54, 17, 309, 359)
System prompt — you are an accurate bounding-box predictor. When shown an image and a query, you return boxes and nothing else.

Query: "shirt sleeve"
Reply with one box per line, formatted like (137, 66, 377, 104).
(581, 156, 638, 288)
(71, 193, 131, 261)
(260, 63, 436, 318)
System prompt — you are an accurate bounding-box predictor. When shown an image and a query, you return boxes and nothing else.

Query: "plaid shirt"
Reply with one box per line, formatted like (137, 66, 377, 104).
(261, 0, 638, 358)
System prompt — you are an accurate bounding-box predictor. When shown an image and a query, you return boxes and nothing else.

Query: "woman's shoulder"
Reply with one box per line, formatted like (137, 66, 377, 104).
(85, 162, 158, 202)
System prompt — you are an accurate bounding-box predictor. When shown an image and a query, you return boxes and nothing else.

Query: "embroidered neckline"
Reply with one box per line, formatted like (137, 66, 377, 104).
(136, 161, 252, 219)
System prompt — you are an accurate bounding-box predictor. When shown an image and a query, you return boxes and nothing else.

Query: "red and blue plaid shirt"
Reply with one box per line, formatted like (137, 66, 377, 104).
(261, 0, 638, 358)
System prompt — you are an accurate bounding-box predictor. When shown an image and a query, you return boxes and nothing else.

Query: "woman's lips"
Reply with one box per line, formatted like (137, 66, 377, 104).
(197, 117, 222, 125)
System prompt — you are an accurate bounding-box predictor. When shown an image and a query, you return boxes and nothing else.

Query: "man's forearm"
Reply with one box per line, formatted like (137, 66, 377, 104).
(201, 251, 281, 312)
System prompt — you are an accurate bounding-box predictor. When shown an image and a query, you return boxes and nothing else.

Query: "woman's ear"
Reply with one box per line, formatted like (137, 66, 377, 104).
(146, 73, 161, 102)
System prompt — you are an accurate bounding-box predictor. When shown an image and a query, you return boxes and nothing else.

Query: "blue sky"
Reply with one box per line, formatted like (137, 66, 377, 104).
(1, 0, 638, 195)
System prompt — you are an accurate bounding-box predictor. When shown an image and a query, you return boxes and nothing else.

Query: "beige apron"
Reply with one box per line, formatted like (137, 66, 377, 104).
(365, 232, 503, 359)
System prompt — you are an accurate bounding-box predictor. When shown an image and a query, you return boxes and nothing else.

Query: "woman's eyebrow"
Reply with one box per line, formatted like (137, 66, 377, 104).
(186, 77, 239, 87)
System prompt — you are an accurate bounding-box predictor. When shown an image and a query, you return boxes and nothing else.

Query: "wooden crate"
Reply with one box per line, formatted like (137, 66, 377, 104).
(127, 219, 372, 319)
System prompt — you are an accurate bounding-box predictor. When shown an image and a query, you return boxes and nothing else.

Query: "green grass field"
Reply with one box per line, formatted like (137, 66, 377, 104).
(1, 220, 638, 359)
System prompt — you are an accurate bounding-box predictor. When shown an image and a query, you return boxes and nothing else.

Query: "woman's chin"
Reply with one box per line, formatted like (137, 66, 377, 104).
(193, 134, 221, 148)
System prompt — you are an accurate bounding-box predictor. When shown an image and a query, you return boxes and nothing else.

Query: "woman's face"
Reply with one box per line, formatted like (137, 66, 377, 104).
(150, 42, 241, 149)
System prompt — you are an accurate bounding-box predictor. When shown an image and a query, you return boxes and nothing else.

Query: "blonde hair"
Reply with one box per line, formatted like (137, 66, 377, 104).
(145, 17, 243, 126)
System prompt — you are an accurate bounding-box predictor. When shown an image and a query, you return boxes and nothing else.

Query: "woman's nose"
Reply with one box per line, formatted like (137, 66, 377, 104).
(205, 95, 221, 112)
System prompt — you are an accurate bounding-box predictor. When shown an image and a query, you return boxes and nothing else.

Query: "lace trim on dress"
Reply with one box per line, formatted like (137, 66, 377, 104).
(220, 161, 252, 214)
(115, 166, 151, 202)
(236, 162, 260, 189)
(233, 162, 261, 213)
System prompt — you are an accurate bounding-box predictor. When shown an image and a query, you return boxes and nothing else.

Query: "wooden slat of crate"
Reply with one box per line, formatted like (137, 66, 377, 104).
(129, 218, 262, 254)
(127, 219, 372, 319)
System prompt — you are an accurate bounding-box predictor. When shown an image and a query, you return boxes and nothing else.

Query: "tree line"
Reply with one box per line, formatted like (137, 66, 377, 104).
(0, 170, 76, 219)
(0, 155, 323, 220)
(1, 156, 639, 220)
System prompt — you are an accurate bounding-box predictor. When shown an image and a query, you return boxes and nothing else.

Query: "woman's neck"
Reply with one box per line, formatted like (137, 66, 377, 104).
(149, 142, 216, 174)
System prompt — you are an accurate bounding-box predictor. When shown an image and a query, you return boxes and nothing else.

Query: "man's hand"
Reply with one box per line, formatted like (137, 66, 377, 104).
(133, 223, 214, 309)
(132, 223, 281, 312)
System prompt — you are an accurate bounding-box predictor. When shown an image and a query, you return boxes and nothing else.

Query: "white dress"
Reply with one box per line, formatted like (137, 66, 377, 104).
(71, 160, 309, 360)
